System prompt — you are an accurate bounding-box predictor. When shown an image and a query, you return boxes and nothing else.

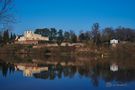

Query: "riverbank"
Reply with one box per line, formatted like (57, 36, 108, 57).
(0, 43, 135, 57)
(0, 43, 135, 62)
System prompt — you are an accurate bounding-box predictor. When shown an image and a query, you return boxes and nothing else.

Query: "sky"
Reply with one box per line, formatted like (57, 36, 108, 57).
(12, 0, 135, 34)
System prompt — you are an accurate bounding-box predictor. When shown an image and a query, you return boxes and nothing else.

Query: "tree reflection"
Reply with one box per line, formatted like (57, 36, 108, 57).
(0, 56, 135, 87)
(35, 72, 48, 79)
(49, 71, 55, 80)
(9, 64, 15, 74)
(56, 63, 63, 79)
(69, 66, 77, 78)
(90, 64, 100, 87)
(0, 62, 15, 77)
(2, 63, 8, 77)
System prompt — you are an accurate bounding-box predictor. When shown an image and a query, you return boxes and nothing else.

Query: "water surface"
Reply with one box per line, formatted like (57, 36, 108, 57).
(0, 55, 135, 90)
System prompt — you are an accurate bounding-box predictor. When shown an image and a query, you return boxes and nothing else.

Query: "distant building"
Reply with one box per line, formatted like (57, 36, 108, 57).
(110, 39, 118, 47)
(15, 31, 49, 44)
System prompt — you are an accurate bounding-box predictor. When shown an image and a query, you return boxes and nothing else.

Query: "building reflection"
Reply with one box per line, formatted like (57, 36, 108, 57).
(15, 64, 48, 77)
(110, 63, 118, 72)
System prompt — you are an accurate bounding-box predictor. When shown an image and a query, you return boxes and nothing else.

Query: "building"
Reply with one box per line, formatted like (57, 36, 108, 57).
(15, 31, 49, 44)
(110, 39, 118, 47)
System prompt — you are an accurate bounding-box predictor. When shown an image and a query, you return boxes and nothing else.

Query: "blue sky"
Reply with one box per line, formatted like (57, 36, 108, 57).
(13, 0, 135, 34)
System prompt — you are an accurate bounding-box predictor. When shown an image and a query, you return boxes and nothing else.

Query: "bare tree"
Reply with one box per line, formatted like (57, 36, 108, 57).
(0, 0, 14, 24)
(102, 27, 114, 42)
(91, 23, 101, 46)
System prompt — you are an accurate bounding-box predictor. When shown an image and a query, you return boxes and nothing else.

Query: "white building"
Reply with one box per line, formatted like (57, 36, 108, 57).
(110, 39, 118, 47)
(110, 39, 118, 44)
(16, 31, 49, 44)
(18, 31, 49, 41)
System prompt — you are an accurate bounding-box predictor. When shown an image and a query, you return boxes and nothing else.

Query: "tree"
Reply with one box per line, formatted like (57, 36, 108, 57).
(3, 29, 9, 44)
(79, 31, 91, 42)
(10, 32, 12, 39)
(70, 30, 77, 43)
(0, 0, 14, 24)
(9, 32, 16, 42)
(0, 31, 2, 44)
(64, 31, 70, 42)
(0, 0, 15, 44)
(125, 28, 135, 42)
(85, 31, 91, 41)
(91, 23, 101, 46)
(79, 32, 85, 41)
(34, 28, 50, 37)
(102, 27, 114, 42)
(50, 28, 57, 41)
(71, 34, 77, 43)
(12, 33, 16, 40)
(115, 27, 135, 42)
(57, 29, 64, 45)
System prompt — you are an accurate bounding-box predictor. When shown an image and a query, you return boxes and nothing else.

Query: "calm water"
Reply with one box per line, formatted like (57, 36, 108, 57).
(0, 56, 135, 90)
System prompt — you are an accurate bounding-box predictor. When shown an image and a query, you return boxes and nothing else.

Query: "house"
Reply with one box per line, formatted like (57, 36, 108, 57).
(15, 31, 49, 44)
(110, 39, 118, 47)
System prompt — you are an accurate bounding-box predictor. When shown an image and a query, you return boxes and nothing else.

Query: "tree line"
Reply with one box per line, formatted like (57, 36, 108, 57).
(0, 23, 135, 46)
(34, 28, 78, 45)
(34, 23, 135, 46)
(0, 30, 16, 45)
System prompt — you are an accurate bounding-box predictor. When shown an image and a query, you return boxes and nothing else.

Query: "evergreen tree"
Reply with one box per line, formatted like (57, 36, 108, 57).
(10, 32, 13, 41)
(70, 31, 77, 43)
(0, 31, 3, 44)
(50, 28, 57, 41)
(3, 30, 9, 44)
(57, 29, 64, 45)
(13, 33, 16, 40)
(64, 31, 70, 42)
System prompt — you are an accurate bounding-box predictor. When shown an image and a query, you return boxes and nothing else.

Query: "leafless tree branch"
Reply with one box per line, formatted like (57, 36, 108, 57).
(0, 0, 14, 24)
(0, 0, 12, 15)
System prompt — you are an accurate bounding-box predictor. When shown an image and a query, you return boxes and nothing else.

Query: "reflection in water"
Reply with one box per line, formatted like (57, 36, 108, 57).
(0, 58, 135, 88)
(0, 62, 15, 77)
(110, 63, 118, 72)
(15, 64, 48, 77)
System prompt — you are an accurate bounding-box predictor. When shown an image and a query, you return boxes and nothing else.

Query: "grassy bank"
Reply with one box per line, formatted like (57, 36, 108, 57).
(0, 43, 135, 60)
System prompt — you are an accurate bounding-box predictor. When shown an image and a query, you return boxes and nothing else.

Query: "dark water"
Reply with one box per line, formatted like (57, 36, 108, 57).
(0, 56, 135, 90)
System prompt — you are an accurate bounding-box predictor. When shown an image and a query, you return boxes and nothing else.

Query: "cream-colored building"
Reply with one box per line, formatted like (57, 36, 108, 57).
(15, 31, 49, 44)
(18, 31, 49, 41)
